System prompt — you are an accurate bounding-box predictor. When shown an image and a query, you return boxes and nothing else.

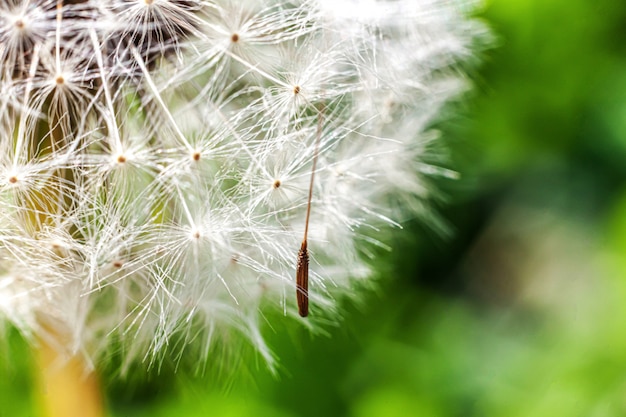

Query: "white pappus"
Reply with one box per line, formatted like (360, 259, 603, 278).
(0, 0, 488, 370)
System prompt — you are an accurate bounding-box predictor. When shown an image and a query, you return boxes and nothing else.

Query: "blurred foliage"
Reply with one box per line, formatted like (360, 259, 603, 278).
(3, 0, 626, 415)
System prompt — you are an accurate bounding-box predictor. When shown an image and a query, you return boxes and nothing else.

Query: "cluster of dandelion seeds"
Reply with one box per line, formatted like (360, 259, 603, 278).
(0, 0, 487, 369)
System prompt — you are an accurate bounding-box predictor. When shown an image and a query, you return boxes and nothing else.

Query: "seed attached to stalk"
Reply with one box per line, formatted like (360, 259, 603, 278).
(296, 104, 324, 317)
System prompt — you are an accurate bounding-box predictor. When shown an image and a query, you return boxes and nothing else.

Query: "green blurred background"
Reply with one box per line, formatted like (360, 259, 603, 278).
(3, 0, 626, 415)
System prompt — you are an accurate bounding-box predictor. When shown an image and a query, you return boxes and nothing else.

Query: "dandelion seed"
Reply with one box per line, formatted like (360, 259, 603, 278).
(295, 102, 324, 318)
(296, 240, 309, 317)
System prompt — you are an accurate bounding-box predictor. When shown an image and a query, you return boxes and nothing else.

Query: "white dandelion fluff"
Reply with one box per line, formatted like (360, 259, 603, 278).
(0, 0, 488, 369)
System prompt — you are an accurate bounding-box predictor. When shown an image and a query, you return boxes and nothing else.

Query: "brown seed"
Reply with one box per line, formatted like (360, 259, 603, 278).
(112, 261, 123, 268)
(55, 75, 65, 85)
(8, 176, 17, 184)
(293, 85, 301, 95)
(273, 179, 281, 189)
(117, 155, 126, 164)
(192, 152, 201, 161)
(231, 33, 240, 43)
(14, 20, 24, 29)
(296, 241, 309, 317)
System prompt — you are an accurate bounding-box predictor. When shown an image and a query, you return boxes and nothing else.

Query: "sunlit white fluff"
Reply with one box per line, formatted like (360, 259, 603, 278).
(0, 0, 488, 370)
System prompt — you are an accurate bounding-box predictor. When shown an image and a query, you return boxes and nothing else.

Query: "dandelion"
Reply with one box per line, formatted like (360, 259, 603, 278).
(0, 0, 488, 401)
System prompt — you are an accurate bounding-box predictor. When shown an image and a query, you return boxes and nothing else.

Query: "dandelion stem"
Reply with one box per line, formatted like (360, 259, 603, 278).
(36, 340, 104, 417)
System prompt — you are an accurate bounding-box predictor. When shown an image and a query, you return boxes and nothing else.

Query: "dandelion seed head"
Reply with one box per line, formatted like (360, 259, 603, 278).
(0, 0, 489, 371)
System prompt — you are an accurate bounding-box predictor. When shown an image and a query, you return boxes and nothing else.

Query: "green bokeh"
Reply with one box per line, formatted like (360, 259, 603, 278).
(2, 0, 626, 415)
